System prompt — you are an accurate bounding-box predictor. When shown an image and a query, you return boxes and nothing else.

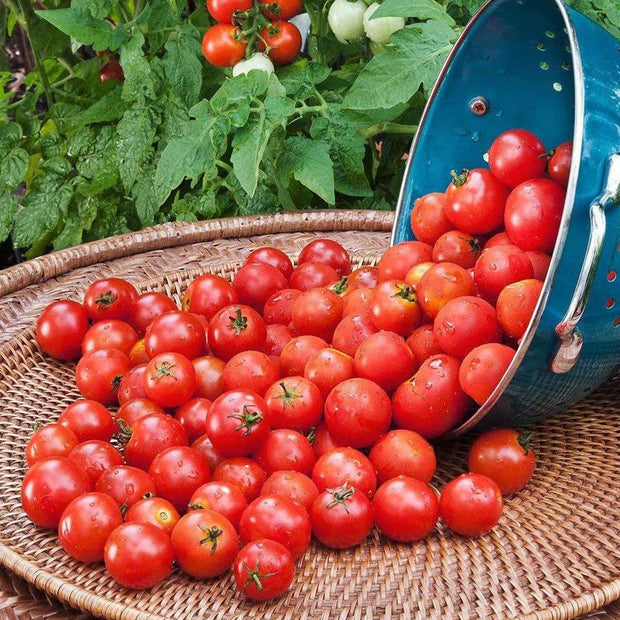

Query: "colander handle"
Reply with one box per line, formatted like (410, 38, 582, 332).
(550, 153, 620, 374)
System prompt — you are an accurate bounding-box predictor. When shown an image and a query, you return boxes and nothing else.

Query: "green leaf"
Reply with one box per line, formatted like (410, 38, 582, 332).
(72, 0, 120, 19)
(278, 59, 331, 99)
(132, 173, 159, 226)
(0, 122, 23, 148)
(371, 0, 455, 23)
(0, 191, 17, 243)
(116, 107, 157, 191)
(343, 21, 457, 111)
(35, 8, 128, 51)
(0, 147, 29, 190)
(120, 31, 156, 101)
(60, 87, 127, 133)
(162, 28, 203, 108)
(278, 137, 335, 205)
(211, 72, 271, 127)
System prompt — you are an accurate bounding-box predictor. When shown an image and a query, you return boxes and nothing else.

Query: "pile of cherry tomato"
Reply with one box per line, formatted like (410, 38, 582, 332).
(24, 127, 570, 600)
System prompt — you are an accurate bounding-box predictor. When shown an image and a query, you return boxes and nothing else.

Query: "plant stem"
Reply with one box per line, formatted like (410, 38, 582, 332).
(360, 122, 418, 139)
(216, 159, 233, 173)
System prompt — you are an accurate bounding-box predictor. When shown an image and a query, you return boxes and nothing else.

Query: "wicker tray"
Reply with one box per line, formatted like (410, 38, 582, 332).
(0, 210, 618, 620)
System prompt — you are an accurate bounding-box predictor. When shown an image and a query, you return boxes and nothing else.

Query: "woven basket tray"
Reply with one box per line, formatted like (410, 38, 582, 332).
(0, 210, 618, 620)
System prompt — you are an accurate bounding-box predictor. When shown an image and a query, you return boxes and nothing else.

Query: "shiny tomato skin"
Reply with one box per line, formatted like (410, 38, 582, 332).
(373, 476, 439, 542)
(175, 398, 211, 443)
(343, 286, 374, 316)
(264, 375, 323, 432)
(128, 293, 177, 336)
(191, 434, 225, 471)
(263, 289, 302, 326)
(246, 246, 294, 279)
(459, 343, 515, 405)
(182, 274, 238, 321)
(304, 347, 355, 399)
(25, 424, 79, 467)
(298, 239, 352, 276)
(331, 311, 378, 358)
(115, 398, 165, 429)
(99, 59, 124, 82)
(474, 245, 534, 304)
(239, 494, 311, 559)
(410, 192, 452, 244)
(432, 230, 482, 269)
(312, 447, 376, 499)
(468, 428, 536, 495)
(288, 262, 340, 291)
(548, 141, 572, 188)
(259, 0, 303, 20)
(406, 324, 442, 366)
(222, 350, 280, 397)
(417, 262, 475, 319)
(260, 470, 319, 511)
(21, 457, 92, 529)
(525, 251, 551, 281)
(192, 356, 226, 400)
(348, 266, 379, 289)
(144, 352, 197, 408)
(484, 232, 513, 248)
(279, 335, 327, 376)
(83, 278, 138, 322)
(291, 288, 344, 341)
(369, 429, 436, 485)
(439, 473, 503, 536)
(58, 399, 115, 442)
(254, 429, 316, 476)
(311, 423, 342, 458)
(369, 280, 421, 336)
(233, 263, 289, 313)
(129, 339, 149, 366)
(59, 492, 123, 562)
(404, 261, 435, 290)
(125, 497, 180, 535)
(68, 440, 124, 484)
(377, 241, 433, 282)
(496, 278, 543, 339)
(488, 129, 547, 188)
(202, 24, 247, 67)
(434, 296, 502, 359)
(258, 20, 302, 65)
(75, 348, 132, 405)
(36, 301, 89, 360)
(189, 481, 247, 529)
(104, 523, 174, 589)
(207, 0, 252, 22)
(95, 465, 156, 508)
(144, 311, 206, 360)
(208, 304, 267, 361)
(118, 364, 148, 404)
(212, 457, 267, 502)
(265, 323, 294, 356)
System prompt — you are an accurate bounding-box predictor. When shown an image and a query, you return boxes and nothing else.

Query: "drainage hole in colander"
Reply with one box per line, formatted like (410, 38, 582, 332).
(545, 30, 555, 38)
(537, 42, 546, 51)
(606, 298, 616, 309)
(608, 270, 617, 282)
(540, 61, 549, 70)
(553, 82, 563, 92)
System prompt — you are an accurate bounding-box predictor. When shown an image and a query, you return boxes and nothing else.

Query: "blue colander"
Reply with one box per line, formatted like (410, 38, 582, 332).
(392, 0, 620, 435)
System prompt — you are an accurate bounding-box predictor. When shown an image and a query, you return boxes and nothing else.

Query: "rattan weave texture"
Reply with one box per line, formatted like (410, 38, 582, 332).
(0, 211, 618, 620)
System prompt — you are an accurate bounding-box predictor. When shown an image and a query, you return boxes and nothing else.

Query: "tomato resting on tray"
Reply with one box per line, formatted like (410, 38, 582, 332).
(27, 127, 557, 599)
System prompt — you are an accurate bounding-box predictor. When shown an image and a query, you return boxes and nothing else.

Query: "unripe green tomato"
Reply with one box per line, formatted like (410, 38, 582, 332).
(328, 0, 367, 44)
(232, 53, 275, 77)
(363, 3, 405, 44)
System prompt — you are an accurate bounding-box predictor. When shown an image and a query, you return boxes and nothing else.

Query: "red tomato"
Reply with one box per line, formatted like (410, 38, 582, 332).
(331, 311, 378, 357)
(468, 428, 536, 494)
(208, 304, 267, 361)
(392, 354, 471, 439)
(232, 263, 288, 313)
(191, 434, 224, 471)
(100, 59, 124, 82)
(343, 287, 374, 316)
(264, 375, 323, 432)
(417, 262, 475, 318)
(192, 355, 226, 400)
(484, 231, 513, 248)
(439, 473, 503, 536)
(206, 390, 270, 457)
(525, 251, 551, 281)
(181, 274, 238, 321)
(303, 347, 355, 399)
(21, 457, 92, 529)
(75, 348, 132, 405)
(144, 352, 197, 408)
(189, 481, 247, 529)
(25, 424, 79, 467)
(239, 494, 311, 559)
(474, 245, 534, 304)
(115, 397, 164, 428)
(263, 289, 301, 325)
(222, 350, 279, 397)
(207, 0, 252, 22)
(373, 476, 439, 542)
(213, 457, 267, 502)
(369, 280, 421, 336)
(404, 261, 434, 290)
(123, 413, 188, 471)
(234, 540, 295, 601)
(369, 429, 436, 485)
(104, 523, 174, 589)
(496, 279, 543, 339)
(144, 311, 206, 359)
(348, 266, 379, 289)
(59, 492, 123, 562)
(129, 338, 149, 366)
(254, 429, 316, 476)
(291, 288, 344, 341)
(432, 230, 482, 269)
(68, 440, 124, 484)
(125, 497, 180, 534)
(310, 484, 373, 549)
(548, 141, 572, 188)
(246, 246, 294, 279)
(312, 447, 376, 499)
(488, 129, 547, 187)
(260, 470, 319, 511)
(36, 301, 89, 360)
(279, 335, 327, 376)
(459, 343, 515, 405)
(118, 364, 148, 404)
(354, 331, 415, 392)
(504, 179, 566, 253)
(202, 24, 247, 67)
(311, 423, 342, 458)
(406, 324, 441, 366)
(324, 378, 391, 448)
(58, 399, 115, 443)
(83, 278, 138, 322)
(377, 241, 433, 282)
(175, 397, 211, 443)
(289, 262, 340, 291)
(95, 465, 156, 508)
(410, 192, 451, 244)
(127, 293, 177, 336)
(259, 0, 303, 20)
(265, 323, 294, 356)
(434, 296, 502, 358)
(298, 239, 352, 276)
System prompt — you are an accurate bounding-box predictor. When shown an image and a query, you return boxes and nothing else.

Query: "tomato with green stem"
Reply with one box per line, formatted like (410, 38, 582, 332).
(312, 446, 376, 499)
(369, 280, 421, 336)
(144, 352, 197, 408)
(432, 230, 482, 269)
(83, 278, 138, 322)
(259, 0, 302, 20)
(202, 25, 247, 67)
(75, 348, 132, 405)
(208, 305, 267, 361)
(207, 0, 253, 23)
(258, 21, 302, 65)
(548, 141, 572, 188)
(264, 376, 323, 432)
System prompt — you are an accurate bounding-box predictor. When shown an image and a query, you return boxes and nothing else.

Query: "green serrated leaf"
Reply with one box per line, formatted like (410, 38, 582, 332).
(61, 87, 127, 133)
(72, 0, 119, 19)
(120, 31, 156, 101)
(0, 147, 28, 190)
(0, 122, 23, 149)
(278, 59, 332, 99)
(132, 173, 159, 227)
(0, 191, 17, 243)
(162, 29, 203, 108)
(371, 0, 455, 23)
(211, 72, 271, 127)
(116, 107, 157, 191)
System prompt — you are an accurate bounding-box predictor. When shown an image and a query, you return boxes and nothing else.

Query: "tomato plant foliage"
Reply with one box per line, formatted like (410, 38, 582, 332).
(0, 0, 616, 257)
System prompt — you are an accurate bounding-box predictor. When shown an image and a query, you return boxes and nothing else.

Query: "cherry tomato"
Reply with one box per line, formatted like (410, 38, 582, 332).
(324, 378, 391, 448)
(312, 447, 376, 499)
(129, 338, 149, 366)
(83, 278, 138, 322)
(193, 355, 226, 400)
(496, 278, 543, 339)
(373, 476, 439, 542)
(263, 289, 302, 325)
(36, 301, 89, 360)
(525, 251, 551, 281)
(246, 246, 294, 279)
(311, 423, 342, 458)
(343, 287, 373, 316)
(234, 540, 295, 601)
(58, 399, 115, 442)
(59, 492, 123, 562)
(417, 262, 475, 319)
(181, 274, 238, 321)
(548, 141, 572, 188)
(331, 311, 378, 357)
(404, 261, 434, 290)
(208, 304, 267, 361)
(213, 457, 267, 502)
(291, 288, 344, 341)
(410, 192, 452, 244)
(348, 266, 378, 289)
(406, 324, 441, 366)
(191, 434, 225, 471)
(239, 494, 311, 559)
(310, 483, 373, 549)
(369, 429, 436, 485)
(377, 241, 433, 282)
(459, 343, 515, 405)
(259, 0, 303, 20)
(434, 296, 502, 358)
(484, 231, 513, 248)
(254, 429, 316, 476)
(289, 262, 340, 291)
(144, 311, 206, 359)
(21, 457, 92, 529)
(260, 470, 319, 511)
(75, 348, 132, 405)
(128, 292, 177, 336)
(279, 335, 327, 376)
(298, 239, 352, 276)
(174, 397, 210, 443)
(504, 179, 566, 253)
(100, 59, 124, 82)
(125, 496, 180, 534)
(115, 397, 164, 428)
(104, 522, 174, 589)
(303, 347, 355, 399)
(265, 323, 294, 356)
(118, 364, 148, 404)
(189, 481, 247, 529)
(264, 376, 323, 432)
(25, 424, 79, 467)
(95, 465, 156, 508)
(392, 354, 471, 439)
(369, 280, 421, 336)
(68, 440, 124, 484)
(144, 352, 197, 408)
(439, 473, 503, 536)
(222, 350, 279, 397)
(207, 0, 252, 22)
(233, 263, 288, 313)
(202, 24, 247, 67)
(468, 428, 536, 494)
(474, 245, 534, 304)
(488, 129, 547, 188)
(432, 230, 482, 269)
